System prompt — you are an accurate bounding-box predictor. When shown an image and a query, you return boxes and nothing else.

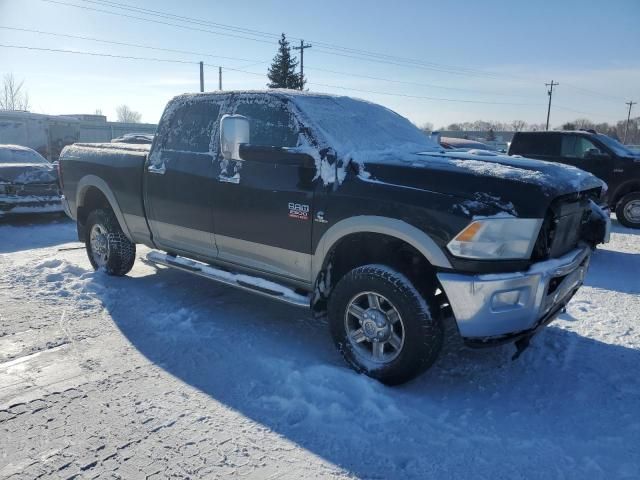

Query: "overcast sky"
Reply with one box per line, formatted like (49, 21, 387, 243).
(1, 0, 639, 128)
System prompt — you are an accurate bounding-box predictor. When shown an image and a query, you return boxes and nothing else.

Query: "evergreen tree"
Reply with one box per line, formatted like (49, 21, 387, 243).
(267, 33, 302, 89)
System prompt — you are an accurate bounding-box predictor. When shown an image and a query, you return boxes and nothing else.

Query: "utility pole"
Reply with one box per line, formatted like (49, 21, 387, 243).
(624, 100, 636, 144)
(545, 80, 559, 130)
(199, 61, 204, 92)
(218, 66, 222, 91)
(293, 40, 312, 90)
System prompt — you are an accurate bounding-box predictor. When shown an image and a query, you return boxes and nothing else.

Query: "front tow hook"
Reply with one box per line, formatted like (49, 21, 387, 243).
(512, 335, 532, 360)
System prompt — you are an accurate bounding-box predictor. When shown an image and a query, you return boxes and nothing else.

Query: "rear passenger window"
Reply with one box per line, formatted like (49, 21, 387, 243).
(511, 133, 560, 157)
(561, 135, 578, 157)
(164, 101, 220, 153)
(234, 100, 298, 148)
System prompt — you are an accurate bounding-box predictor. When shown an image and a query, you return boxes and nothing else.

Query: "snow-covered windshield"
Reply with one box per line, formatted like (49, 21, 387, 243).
(596, 134, 637, 157)
(0, 147, 48, 164)
(291, 95, 439, 155)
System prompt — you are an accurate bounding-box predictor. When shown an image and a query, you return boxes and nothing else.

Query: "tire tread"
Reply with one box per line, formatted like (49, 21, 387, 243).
(328, 264, 443, 385)
(85, 208, 136, 276)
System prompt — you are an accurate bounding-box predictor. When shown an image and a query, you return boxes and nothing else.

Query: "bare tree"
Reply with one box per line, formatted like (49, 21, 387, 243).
(420, 122, 434, 133)
(572, 118, 594, 130)
(0, 73, 30, 111)
(511, 120, 528, 132)
(116, 105, 142, 123)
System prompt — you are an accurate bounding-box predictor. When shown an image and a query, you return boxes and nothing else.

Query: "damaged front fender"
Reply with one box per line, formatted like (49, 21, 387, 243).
(583, 200, 611, 246)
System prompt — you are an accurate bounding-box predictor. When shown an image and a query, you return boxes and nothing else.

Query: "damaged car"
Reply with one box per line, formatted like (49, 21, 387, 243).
(0, 144, 63, 217)
(59, 90, 610, 385)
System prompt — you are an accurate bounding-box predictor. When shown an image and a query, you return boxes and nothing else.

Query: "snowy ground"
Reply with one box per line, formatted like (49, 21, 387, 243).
(0, 215, 639, 479)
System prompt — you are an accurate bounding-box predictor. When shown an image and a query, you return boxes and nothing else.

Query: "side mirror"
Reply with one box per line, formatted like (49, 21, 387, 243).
(220, 114, 250, 161)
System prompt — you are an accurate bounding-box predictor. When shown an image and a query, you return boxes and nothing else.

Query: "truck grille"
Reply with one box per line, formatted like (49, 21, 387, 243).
(532, 189, 599, 260)
(12, 183, 60, 196)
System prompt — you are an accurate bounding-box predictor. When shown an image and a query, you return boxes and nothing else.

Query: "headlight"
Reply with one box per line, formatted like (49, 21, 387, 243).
(447, 217, 543, 260)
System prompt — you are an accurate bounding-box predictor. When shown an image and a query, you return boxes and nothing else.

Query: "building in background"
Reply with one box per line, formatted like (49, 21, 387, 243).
(0, 111, 156, 161)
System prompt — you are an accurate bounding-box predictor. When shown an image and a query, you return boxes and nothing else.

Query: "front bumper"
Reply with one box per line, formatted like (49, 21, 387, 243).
(0, 194, 64, 215)
(437, 246, 591, 341)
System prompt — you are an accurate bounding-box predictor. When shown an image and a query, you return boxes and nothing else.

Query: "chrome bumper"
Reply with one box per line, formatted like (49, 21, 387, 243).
(437, 246, 591, 339)
(0, 194, 64, 215)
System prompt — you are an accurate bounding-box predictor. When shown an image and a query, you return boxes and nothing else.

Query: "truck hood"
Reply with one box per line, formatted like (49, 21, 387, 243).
(0, 163, 58, 184)
(357, 149, 604, 218)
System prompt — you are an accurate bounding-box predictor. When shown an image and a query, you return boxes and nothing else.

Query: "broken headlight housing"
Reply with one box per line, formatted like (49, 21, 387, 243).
(448, 217, 543, 260)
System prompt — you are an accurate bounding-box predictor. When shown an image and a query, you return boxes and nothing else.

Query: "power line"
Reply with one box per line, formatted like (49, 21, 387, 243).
(1, 41, 624, 119)
(0, 25, 540, 100)
(72, 0, 524, 80)
(0, 43, 203, 65)
(0, 25, 262, 65)
(38, 0, 542, 81)
(305, 65, 538, 99)
(297, 81, 542, 106)
(70, 0, 500, 74)
(562, 82, 628, 103)
(39, 0, 631, 105)
(39, 0, 279, 46)
(76, 0, 281, 40)
(75, 0, 511, 76)
(0, 42, 542, 106)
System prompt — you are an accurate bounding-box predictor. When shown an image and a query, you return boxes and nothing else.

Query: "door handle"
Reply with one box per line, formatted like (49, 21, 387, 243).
(147, 164, 166, 175)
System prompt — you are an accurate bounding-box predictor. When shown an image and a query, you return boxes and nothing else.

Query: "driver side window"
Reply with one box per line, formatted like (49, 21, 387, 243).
(575, 137, 601, 159)
(561, 135, 602, 159)
(234, 99, 299, 148)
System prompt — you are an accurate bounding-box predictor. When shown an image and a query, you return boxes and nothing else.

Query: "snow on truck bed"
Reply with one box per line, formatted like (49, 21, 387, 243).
(69, 142, 152, 152)
(0, 216, 639, 478)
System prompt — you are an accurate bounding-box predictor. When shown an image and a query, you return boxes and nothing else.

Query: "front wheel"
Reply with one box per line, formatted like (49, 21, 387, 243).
(616, 192, 640, 229)
(328, 264, 443, 385)
(85, 208, 136, 276)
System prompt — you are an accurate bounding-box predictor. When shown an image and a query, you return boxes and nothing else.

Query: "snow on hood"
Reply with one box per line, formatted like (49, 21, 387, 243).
(0, 163, 57, 184)
(435, 150, 604, 192)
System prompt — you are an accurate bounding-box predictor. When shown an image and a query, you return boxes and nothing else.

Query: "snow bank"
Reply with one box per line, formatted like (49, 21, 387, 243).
(1, 219, 639, 478)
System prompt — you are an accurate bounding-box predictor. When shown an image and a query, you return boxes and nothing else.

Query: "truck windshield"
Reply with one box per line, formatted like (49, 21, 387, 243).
(292, 95, 439, 154)
(596, 134, 637, 157)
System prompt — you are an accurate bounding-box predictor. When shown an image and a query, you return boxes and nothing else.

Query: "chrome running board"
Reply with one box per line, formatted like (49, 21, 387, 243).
(146, 250, 310, 308)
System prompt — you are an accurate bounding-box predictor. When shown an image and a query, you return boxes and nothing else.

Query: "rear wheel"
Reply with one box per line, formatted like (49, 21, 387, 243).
(328, 264, 443, 385)
(85, 208, 136, 276)
(616, 192, 640, 229)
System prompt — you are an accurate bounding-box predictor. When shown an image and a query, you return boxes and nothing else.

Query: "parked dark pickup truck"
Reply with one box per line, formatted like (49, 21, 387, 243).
(509, 130, 640, 228)
(60, 90, 609, 384)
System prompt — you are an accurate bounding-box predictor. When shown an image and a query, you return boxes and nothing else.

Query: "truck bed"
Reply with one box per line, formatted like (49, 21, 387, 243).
(60, 142, 152, 243)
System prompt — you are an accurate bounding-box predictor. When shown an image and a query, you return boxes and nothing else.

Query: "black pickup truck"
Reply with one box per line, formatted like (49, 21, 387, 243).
(59, 90, 609, 384)
(509, 130, 640, 228)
